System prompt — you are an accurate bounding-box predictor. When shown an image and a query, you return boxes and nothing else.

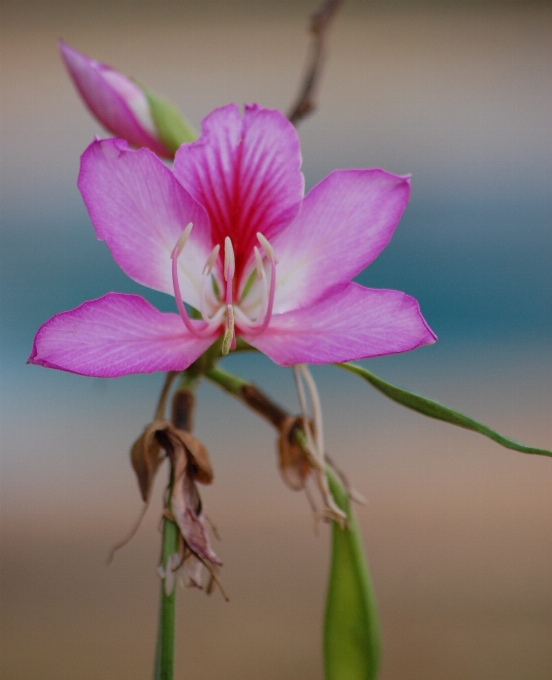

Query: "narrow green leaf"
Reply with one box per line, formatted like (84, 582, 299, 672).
(337, 362, 551, 458)
(144, 89, 198, 153)
(324, 469, 381, 680)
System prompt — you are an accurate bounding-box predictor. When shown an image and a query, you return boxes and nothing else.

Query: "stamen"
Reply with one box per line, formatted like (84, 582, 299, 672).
(171, 230, 214, 339)
(246, 254, 276, 335)
(199, 245, 222, 324)
(293, 366, 316, 455)
(222, 304, 235, 355)
(224, 237, 235, 282)
(203, 244, 220, 276)
(172, 223, 193, 259)
(257, 232, 278, 263)
(299, 364, 325, 461)
(253, 246, 264, 280)
(223, 238, 235, 327)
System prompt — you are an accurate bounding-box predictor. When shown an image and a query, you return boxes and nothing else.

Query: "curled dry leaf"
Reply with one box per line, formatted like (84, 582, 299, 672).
(277, 415, 347, 525)
(277, 416, 314, 490)
(130, 420, 213, 503)
(130, 421, 165, 502)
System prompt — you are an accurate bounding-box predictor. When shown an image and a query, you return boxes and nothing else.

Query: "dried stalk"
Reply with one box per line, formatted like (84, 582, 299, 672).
(288, 0, 345, 126)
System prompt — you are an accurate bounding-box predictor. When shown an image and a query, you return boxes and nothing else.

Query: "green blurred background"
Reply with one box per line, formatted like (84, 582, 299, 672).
(1, 1, 551, 678)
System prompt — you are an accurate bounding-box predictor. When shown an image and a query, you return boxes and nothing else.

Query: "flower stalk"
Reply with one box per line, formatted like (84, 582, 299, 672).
(154, 377, 197, 680)
(154, 516, 179, 680)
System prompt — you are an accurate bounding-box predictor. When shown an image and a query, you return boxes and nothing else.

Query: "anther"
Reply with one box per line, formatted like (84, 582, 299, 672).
(256, 232, 278, 263)
(203, 244, 220, 276)
(224, 237, 235, 281)
(172, 223, 193, 259)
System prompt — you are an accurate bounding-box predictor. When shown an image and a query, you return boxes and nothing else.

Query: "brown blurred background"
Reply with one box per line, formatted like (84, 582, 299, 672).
(1, 1, 551, 679)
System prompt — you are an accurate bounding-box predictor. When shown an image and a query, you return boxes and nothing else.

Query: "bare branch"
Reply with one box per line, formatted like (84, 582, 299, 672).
(288, 0, 345, 126)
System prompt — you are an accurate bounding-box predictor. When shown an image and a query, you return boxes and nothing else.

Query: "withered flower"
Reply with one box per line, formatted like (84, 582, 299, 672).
(129, 418, 222, 592)
(277, 415, 314, 491)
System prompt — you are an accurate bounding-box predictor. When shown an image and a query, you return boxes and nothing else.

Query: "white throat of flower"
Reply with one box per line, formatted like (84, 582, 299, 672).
(170, 224, 277, 354)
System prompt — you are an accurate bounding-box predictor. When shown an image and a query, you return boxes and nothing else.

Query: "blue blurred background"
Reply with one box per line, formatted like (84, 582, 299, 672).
(1, 1, 551, 679)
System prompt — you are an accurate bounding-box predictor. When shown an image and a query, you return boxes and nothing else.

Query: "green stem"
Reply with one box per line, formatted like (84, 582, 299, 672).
(153, 374, 198, 680)
(205, 366, 247, 394)
(154, 518, 179, 680)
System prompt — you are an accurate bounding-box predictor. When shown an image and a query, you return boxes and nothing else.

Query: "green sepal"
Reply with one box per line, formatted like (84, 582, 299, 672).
(143, 88, 198, 153)
(324, 469, 381, 680)
(337, 362, 551, 458)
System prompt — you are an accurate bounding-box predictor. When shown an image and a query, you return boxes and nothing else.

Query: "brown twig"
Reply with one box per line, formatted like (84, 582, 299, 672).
(237, 383, 288, 430)
(288, 0, 344, 126)
(204, 367, 358, 520)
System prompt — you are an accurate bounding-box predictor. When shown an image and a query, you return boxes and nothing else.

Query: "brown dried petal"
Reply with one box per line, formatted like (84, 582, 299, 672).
(169, 431, 222, 568)
(130, 422, 165, 502)
(170, 428, 213, 485)
(277, 416, 313, 491)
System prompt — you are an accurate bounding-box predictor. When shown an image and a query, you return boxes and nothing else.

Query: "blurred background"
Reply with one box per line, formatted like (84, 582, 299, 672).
(1, 1, 551, 678)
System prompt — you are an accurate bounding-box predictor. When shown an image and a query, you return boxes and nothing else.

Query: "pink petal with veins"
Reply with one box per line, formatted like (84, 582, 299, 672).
(271, 169, 411, 313)
(79, 139, 212, 309)
(173, 104, 304, 282)
(28, 293, 215, 377)
(243, 283, 436, 366)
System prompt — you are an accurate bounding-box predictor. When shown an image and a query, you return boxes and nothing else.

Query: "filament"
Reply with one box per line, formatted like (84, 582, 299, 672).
(171, 227, 216, 339)
(298, 364, 324, 461)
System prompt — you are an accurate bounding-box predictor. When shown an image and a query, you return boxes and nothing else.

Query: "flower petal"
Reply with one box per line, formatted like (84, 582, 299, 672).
(173, 104, 304, 282)
(271, 169, 411, 313)
(28, 293, 215, 377)
(78, 138, 212, 309)
(242, 283, 436, 366)
(59, 41, 170, 157)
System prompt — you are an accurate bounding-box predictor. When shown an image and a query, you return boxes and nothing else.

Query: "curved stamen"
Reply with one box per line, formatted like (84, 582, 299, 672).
(171, 226, 215, 339)
(256, 232, 278, 263)
(254, 246, 264, 280)
(247, 256, 275, 335)
(245, 234, 277, 335)
(199, 245, 220, 323)
(253, 245, 269, 321)
(299, 364, 324, 460)
(203, 244, 220, 277)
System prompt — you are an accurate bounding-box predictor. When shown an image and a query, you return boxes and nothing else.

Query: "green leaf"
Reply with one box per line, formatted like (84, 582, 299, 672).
(324, 469, 381, 680)
(143, 88, 198, 153)
(337, 362, 551, 458)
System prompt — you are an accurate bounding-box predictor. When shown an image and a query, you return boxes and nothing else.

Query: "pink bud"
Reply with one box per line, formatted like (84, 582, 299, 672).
(59, 40, 172, 157)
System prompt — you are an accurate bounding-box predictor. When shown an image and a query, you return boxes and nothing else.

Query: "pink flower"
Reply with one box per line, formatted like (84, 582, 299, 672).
(29, 104, 436, 377)
(59, 41, 173, 158)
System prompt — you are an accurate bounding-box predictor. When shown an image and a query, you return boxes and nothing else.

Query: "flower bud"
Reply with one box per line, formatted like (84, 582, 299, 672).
(59, 41, 197, 158)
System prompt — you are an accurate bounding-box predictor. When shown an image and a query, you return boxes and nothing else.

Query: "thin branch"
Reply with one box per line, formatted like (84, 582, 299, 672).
(155, 371, 179, 420)
(288, 0, 345, 126)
